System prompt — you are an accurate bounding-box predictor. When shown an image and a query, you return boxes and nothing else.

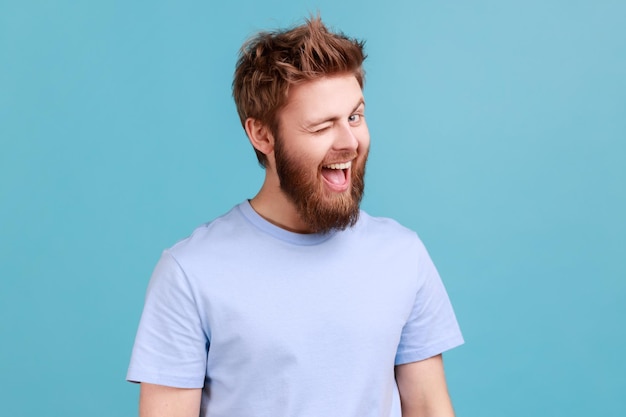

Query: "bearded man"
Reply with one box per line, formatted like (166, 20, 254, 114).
(127, 16, 463, 417)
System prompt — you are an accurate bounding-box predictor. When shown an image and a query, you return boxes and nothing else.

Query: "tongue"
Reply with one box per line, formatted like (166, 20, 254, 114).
(322, 168, 346, 185)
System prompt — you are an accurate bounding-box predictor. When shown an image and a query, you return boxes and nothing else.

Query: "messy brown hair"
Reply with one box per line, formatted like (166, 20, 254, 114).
(233, 15, 367, 167)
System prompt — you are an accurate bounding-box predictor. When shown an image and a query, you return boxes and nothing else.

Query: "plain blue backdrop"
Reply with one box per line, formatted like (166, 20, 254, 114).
(1, 1, 624, 416)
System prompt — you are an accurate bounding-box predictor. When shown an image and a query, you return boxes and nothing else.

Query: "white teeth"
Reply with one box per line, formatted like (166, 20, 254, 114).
(324, 161, 352, 170)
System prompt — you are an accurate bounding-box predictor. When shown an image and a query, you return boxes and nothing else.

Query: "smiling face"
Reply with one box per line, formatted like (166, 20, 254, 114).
(272, 74, 370, 233)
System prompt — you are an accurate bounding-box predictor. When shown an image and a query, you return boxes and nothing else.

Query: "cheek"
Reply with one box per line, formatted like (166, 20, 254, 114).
(357, 128, 371, 149)
(301, 144, 334, 164)
(290, 145, 328, 169)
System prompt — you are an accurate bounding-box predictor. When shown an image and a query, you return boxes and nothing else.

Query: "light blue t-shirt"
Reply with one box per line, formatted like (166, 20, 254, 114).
(127, 201, 463, 417)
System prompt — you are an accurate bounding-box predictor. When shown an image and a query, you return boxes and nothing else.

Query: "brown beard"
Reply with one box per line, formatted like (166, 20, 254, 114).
(274, 136, 367, 234)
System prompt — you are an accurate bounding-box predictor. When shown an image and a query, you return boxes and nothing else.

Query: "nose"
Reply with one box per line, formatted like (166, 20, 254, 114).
(333, 121, 359, 151)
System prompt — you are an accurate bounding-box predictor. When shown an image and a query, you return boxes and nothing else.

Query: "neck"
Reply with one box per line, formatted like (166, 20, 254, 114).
(249, 174, 313, 234)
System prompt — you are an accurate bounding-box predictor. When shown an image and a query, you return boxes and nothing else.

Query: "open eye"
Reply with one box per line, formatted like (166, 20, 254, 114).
(348, 113, 362, 124)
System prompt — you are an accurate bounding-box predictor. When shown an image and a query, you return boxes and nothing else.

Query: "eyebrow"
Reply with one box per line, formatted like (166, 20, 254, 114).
(304, 98, 365, 128)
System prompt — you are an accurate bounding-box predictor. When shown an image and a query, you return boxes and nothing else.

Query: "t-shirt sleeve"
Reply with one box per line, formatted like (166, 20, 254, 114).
(126, 250, 208, 388)
(394, 237, 464, 365)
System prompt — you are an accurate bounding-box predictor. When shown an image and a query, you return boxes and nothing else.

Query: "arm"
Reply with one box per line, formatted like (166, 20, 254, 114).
(395, 354, 455, 417)
(139, 383, 201, 417)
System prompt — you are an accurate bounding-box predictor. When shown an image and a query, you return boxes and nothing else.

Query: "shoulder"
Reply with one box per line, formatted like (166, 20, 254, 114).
(166, 203, 251, 260)
(344, 210, 431, 261)
(355, 210, 422, 243)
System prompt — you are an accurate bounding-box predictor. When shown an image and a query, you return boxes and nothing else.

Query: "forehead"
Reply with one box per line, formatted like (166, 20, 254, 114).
(280, 75, 364, 123)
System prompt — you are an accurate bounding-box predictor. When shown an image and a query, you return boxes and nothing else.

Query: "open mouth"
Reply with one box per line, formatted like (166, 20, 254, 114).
(321, 161, 352, 191)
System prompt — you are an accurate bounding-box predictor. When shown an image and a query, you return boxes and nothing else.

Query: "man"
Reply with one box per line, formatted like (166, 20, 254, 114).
(128, 16, 463, 417)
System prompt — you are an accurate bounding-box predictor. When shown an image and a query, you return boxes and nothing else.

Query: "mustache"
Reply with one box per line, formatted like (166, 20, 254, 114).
(320, 151, 359, 166)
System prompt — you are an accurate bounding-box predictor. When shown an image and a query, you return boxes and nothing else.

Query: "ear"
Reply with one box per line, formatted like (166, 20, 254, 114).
(245, 118, 275, 157)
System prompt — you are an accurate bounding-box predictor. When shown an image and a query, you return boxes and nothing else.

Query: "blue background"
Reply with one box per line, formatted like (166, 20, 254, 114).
(1, 1, 624, 416)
